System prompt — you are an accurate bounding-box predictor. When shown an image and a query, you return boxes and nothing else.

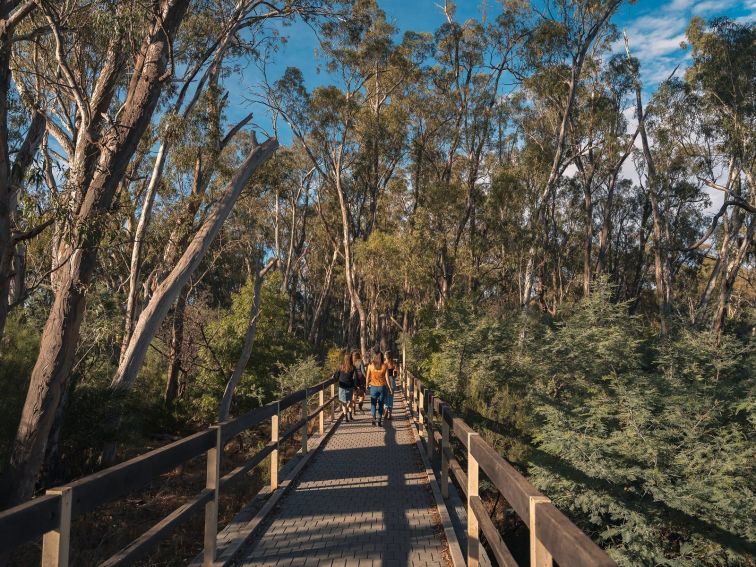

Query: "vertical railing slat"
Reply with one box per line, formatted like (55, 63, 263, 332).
(330, 383, 336, 422)
(41, 487, 71, 567)
(318, 388, 325, 436)
(426, 390, 433, 459)
(271, 403, 279, 491)
(301, 395, 309, 455)
(530, 496, 553, 567)
(441, 405, 450, 499)
(203, 425, 221, 565)
(467, 432, 480, 567)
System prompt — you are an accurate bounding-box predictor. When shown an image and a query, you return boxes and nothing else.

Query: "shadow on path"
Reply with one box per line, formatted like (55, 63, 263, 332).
(236, 393, 447, 567)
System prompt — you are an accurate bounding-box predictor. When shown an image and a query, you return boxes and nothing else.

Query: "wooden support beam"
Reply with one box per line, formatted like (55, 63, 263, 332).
(301, 396, 309, 455)
(319, 389, 325, 436)
(203, 425, 221, 566)
(271, 404, 279, 491)
(41, 487, 71, 567)
(441, 408, 450, 499)
(530, 496, 553, 567)
(330, 383, 336, 422)
(467, 431, 480, 567)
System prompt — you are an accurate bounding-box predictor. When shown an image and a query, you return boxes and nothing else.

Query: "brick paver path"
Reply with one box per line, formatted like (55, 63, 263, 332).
(237, 391, 449, 567)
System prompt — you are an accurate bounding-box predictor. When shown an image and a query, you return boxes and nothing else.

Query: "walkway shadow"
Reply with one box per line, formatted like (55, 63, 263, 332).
(238, 393, 446, 566)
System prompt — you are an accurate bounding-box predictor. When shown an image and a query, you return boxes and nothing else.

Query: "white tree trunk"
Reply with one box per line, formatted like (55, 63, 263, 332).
(111, 137, 278, 392)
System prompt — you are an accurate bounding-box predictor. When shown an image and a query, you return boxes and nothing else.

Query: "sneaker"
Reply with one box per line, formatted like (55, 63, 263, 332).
(378, 419, 383, 426)
(372, 419, 376, 426)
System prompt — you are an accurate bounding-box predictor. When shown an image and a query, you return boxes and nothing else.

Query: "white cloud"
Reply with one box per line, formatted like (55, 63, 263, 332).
(617, 0, 750, 87)
(693, 0, 738, 13)
(669, 0, 697, 10)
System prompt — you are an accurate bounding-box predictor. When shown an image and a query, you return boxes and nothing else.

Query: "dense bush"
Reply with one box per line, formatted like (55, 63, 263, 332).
(409, 282, 755, 565)
(191, 272, 314, 421)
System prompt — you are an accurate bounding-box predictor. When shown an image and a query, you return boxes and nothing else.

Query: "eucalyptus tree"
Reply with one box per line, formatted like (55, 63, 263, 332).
(269, 0, 421, 357)
(565, 53, 639, 297)
(0, 1, 45, 340)
(520, 0, 625, 308)
(680, 18, 755, 336)
(2, 0, 193, 508)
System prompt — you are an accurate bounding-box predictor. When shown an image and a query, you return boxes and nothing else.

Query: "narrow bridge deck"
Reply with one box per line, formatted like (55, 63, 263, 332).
(237, 392, 449, 567)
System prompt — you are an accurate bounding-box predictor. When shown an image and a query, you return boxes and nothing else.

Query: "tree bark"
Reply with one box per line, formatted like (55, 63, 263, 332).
(121, 144, 165, 361)
(335, 171, 368, 359)
(1, 0, 190, 509)
(628, 39, 669, 335)
(111, 137, 278, 392)
(164, 287, 187, 405)
(713, 211, 753, 338)
(0, 4, 44, 336)
(308, 246, 339, 343)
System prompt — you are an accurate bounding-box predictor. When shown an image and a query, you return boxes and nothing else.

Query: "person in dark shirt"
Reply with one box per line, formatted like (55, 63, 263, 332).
(336, 353, 356, 421)
(351, 350, 367, 413)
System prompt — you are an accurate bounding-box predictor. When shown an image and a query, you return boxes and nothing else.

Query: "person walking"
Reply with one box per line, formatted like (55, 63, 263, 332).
(336, 353, 356, 421)
(352, 351, 367, 413)
(384, 353, 397, 420)
(367, 352, 392, 426)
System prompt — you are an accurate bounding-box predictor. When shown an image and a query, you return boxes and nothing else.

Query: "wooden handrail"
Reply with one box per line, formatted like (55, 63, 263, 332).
(0, 376, 338, 567)
(402, 368, 617, 567)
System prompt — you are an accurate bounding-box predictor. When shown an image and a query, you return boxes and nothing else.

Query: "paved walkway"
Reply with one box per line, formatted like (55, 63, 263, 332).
(237, 391, 449, 567)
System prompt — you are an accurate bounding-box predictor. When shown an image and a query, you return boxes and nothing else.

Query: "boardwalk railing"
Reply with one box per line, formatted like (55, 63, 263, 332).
(0, 377, 338, 567)
(401, 367, 617, 567)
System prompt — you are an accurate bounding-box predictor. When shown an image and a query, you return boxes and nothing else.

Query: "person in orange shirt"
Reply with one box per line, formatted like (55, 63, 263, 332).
(366, 352, 392, 426)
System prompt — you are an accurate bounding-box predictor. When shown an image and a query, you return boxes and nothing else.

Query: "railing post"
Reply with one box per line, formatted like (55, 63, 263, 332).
(301, 394, 309, 455)
(414, 378, 419, 417)
(529, 496, 553, 567)
(467, 432, 480, 567)
(330, 382, 336, 422)
(318, 387, 325, 436)
(402, 342, 406, 384)
(426, 390, 434, 460)
(409, 375, 414, 414)
(271, 403, 279, 491)
(203, 424, 222, 566)
(419, 385, 426, 440)
(441, 406, 450, 499)
(41, 487, 72, 567)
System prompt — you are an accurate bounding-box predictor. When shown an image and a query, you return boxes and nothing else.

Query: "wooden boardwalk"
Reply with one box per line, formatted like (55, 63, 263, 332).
(236, 392, 449, 567)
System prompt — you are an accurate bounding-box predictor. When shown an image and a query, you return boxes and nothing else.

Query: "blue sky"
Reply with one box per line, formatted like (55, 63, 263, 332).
(225, 0, 754, 143)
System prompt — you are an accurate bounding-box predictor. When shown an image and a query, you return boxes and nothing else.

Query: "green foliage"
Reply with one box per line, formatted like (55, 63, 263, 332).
(273, 355, 323, 396)
(410, 299, 538, 463)
(190, 272, 311, 421)
(0, 315, 40, 471)
(410, 282, 755, 565)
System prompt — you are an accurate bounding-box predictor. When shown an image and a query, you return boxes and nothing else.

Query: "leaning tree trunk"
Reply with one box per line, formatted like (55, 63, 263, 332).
(1, 0, 190, 509)
(219, 258, 277, 421)
(111, 137, 278, 392)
